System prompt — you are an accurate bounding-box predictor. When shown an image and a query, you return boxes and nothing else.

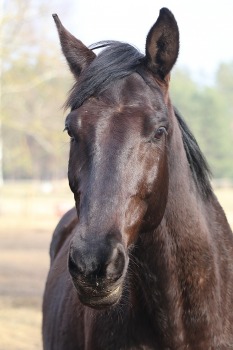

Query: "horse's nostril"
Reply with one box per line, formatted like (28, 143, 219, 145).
(68, 254, 81, 278)
(106, 244, 126, 281)
(69, 249, 101, 280)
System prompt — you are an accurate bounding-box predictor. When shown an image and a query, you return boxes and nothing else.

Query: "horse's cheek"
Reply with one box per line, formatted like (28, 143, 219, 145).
(123, 197, 148, 246)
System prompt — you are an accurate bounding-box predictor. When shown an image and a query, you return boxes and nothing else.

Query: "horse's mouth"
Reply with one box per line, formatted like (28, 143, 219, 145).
(76, 285, 122, 309)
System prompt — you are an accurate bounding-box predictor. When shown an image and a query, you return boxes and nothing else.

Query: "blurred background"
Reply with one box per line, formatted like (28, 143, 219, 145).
(0, 0, 233, 349)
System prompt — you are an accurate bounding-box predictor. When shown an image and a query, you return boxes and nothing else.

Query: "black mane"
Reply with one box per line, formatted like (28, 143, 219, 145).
(66, 41, 212, 198)
(174, 107, 212, 197)
(66, 41, 144, 110)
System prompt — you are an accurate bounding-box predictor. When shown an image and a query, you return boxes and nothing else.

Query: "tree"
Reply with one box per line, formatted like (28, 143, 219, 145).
(171, 67, 233, 179)
(1, 1, 233, 180)
(1, 0, 73, 180)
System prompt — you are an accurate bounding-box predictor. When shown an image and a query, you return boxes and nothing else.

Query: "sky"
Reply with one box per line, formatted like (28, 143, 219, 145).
(55, 0, 233, 85)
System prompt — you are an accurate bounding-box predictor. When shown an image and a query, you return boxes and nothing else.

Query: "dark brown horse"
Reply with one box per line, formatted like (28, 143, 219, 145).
(43, 8, 233, 350)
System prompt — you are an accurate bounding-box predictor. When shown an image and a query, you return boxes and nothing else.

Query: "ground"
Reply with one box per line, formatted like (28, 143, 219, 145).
(0, 181, 73, 350)
(0, 181, 232, 350)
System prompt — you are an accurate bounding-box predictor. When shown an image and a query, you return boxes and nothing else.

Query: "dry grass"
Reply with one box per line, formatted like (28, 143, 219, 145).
(0, 181, 232, 350)
(0, 181, 73, 350)
(0, 302, 42, 350)
(215, 187, 233, 228)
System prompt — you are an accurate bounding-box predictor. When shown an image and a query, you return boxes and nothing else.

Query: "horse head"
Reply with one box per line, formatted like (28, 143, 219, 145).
(53, 8, 179, 308)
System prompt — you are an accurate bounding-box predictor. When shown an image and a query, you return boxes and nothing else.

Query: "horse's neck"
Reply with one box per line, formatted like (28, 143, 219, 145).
(131, 117, 217, 343)
(129, 110, 233, 346)
(164, 108, 211, 242)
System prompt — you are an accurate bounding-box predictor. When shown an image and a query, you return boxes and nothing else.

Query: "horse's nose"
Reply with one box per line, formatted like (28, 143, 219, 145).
(68, 242, 126, 283)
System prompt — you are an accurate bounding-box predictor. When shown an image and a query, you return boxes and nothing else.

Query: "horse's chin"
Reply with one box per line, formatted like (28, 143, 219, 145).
(75, 285, 122, 309)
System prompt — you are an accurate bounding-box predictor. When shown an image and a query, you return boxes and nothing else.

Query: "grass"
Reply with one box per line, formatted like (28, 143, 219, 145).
(1, 303, 42, 350)
(0, 180, 73, 350)
(0, 181, 232, 350)
(215, 187, 233, 227)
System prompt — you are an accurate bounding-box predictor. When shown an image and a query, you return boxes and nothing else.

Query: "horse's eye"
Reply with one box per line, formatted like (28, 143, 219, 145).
(64, 126, 74, 140)
(154, 127, 167, 140)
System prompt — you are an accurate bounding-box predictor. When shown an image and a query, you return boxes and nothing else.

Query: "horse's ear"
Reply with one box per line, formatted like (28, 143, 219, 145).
(52, 14, 96, 78)
(145, 8, 179, 81)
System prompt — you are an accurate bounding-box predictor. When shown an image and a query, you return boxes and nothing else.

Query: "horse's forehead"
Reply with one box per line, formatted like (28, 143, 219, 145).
(105, 74, 162, 104)
(79, 74, 165, 119)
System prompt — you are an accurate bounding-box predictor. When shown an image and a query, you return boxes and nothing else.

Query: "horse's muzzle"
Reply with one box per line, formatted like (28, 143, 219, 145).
(75, 280, 123, 309)
(68, 241, 128, 308)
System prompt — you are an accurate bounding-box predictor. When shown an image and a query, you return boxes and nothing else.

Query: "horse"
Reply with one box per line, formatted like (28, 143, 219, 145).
(43, 8, 233, 350)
